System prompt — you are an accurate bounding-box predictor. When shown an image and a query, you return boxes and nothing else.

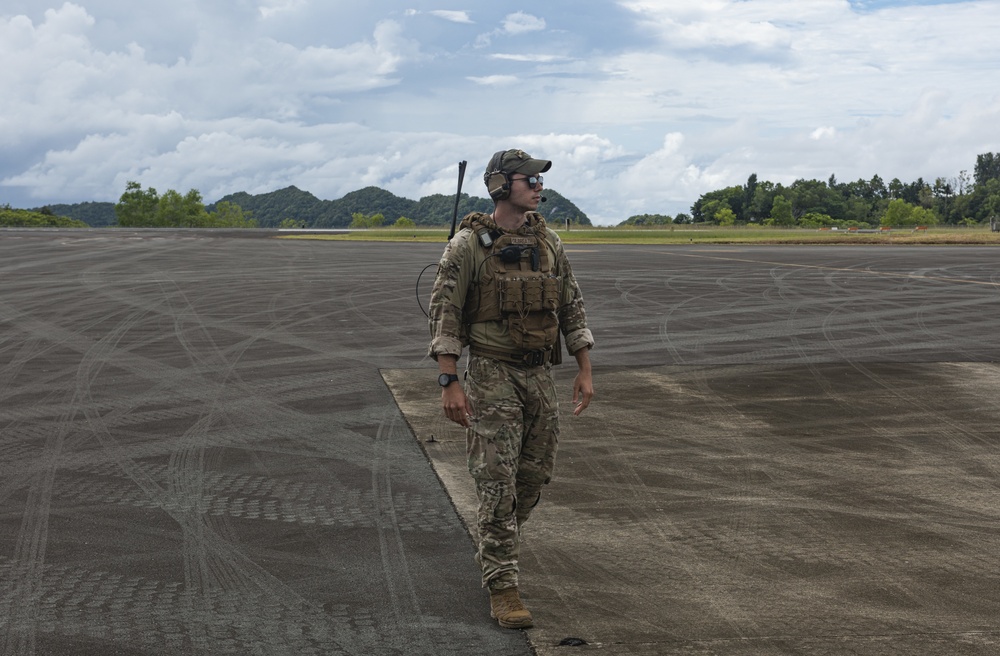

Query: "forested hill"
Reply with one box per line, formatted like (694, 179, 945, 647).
(212, 185, 592, 228)
(42, 201, 117, 227)
(35, 185, 591, 228)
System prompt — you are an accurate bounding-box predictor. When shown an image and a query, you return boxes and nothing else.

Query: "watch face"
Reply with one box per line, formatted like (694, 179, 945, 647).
(438, 373, 458, 387)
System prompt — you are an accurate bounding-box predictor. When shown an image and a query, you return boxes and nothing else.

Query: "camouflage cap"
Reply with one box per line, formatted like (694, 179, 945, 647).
(485, 149, 552, 178)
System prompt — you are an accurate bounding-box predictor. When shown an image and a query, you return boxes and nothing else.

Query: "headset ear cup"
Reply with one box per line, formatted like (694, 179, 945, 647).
(487, 172, 511, 201)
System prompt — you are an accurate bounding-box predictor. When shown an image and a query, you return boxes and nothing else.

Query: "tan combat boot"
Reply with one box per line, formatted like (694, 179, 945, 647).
(489, 587, 534, 629)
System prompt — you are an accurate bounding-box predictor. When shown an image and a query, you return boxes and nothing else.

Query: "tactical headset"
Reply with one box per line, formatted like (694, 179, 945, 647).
(484, 150, 514, 201)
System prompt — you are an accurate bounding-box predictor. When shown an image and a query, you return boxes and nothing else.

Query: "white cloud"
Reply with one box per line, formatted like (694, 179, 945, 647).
(0, 6, 413, 138)
(467, 75, 518, 86)
(503, 11, 546, 34)
(474, 11, 547, 47)
(3, 1, 1000, 225)
(428, 10, 473, 24)
(491, 53, 568, 63)
(258, 0, 305, 19)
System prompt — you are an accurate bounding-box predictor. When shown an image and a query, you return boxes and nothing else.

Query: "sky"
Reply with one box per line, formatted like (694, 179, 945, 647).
(2, 0, 998, 225)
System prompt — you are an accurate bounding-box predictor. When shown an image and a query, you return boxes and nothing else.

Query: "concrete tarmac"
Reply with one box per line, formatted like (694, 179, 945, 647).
(2, 229, 1000, 655)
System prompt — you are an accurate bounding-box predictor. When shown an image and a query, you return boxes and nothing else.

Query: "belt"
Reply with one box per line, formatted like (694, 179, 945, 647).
(469, 344, 555, 367)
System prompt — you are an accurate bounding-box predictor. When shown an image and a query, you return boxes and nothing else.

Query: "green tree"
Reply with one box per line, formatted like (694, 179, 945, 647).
(156, 189, 208, 227)
(0, 208, 87, 228)
(747, 182, 776, 222)
(881, 199, 938, 226)
(912, 206, 939, 225)
(788, 178, 846, 219)
(888, 178, 904, 199)
(692, 186, 744, 223)
(974, 153, 1000, 187)
(715, 207, 736, 226)
(985, 191, 1000, 218)
(769, 195, 794, 226)
(209, 201, 256, 227)
(349, 212, 386, 228)
(844, 196, 876, 225)
(743, 173, 759, 221)
(870, 175, 887, 199)
(115, 181, 159, 226)
(881, 198, 912, 226)
(393, 216, 416, 228)
(798, 212, 835, 228)
(115, 182, 250, 227)
(618, 213, 673, 226)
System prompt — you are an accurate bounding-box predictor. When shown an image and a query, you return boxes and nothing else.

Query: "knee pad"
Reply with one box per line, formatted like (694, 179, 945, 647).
(480, 480, 517, 520)
(515, 488, 542, 523)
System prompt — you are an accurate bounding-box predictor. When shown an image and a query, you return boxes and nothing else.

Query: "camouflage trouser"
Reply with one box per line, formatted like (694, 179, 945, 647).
(465, 355, 559, 590)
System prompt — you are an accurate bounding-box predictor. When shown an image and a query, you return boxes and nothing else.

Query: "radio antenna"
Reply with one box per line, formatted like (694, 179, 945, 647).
(448, 160, 468, 240)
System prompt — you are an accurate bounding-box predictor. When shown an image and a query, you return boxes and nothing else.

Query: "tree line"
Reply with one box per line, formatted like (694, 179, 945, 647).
(0, 205, 88, 228)
(621, 152, 1000, 228)
(115, 182, 257, 228)
(12, 153, 1000, 229)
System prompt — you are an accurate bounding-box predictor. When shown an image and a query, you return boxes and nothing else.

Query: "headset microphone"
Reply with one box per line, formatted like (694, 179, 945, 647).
(540, 196, 548, 202)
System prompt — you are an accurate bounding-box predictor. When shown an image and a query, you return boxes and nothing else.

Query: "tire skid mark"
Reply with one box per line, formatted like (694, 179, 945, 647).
(52, 464, 453, 531)
(78, 262, 338, 366)
(539, 370, 766, 637)
(341, 285, 425, 362)
(646, 252, 1000, 367)
(679, 270, 783, 575)
(684, 379, 764, 576)
(2, 303, 155, 656)
(70, 291, 366, 654)
(641, 267, 789, 587)
(371, 408, 436, 654)
(0, 329, 63, 513)
(658, 274, 705, 365)
(0, 556, 373, 655)
(0, 381, 387, 493)
(154, 277, 358, 649)
(0, 366, 381, 426)
(775, 267, 997, 609)
(155, 273, 435, 653)
(654, 270, 797, 583)
(1, 411, 68, 656)
(0, 298, 144, 406)
(798, 268, 1000, 460)
(614, 274, 780, 633)
(0, 296, 203, 401)
(80, 241, 418, 370)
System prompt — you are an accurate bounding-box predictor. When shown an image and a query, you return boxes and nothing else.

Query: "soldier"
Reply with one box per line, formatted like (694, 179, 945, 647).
(427, 149, 595, 629)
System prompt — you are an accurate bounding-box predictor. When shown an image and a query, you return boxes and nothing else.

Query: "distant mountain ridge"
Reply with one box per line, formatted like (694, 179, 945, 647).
(39, 201, 117, 227)
(35, 186, 592, 228)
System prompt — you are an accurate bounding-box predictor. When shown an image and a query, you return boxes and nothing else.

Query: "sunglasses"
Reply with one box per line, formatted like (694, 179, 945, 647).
(512, 175, 544, 190)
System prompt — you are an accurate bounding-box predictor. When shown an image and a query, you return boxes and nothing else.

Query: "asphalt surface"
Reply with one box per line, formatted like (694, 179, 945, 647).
(3, 229, 1000, 655)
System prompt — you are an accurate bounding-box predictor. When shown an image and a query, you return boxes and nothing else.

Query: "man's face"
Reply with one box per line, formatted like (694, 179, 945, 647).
(505, 173, 544, 212)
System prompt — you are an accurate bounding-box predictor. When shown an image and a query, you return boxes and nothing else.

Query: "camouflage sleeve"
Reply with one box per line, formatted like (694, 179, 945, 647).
(427, 230, 475, 360)
(549, 229, 595, 355)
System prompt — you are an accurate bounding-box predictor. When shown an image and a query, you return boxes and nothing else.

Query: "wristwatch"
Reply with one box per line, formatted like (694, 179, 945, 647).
(438, 373, 460, 387)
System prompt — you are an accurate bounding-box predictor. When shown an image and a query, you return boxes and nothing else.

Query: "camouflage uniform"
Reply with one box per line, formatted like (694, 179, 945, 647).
(428, 211, 594, 590)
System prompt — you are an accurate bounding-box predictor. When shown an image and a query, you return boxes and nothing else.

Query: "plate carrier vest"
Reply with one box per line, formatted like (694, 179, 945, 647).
(460, 212, 562, 365)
